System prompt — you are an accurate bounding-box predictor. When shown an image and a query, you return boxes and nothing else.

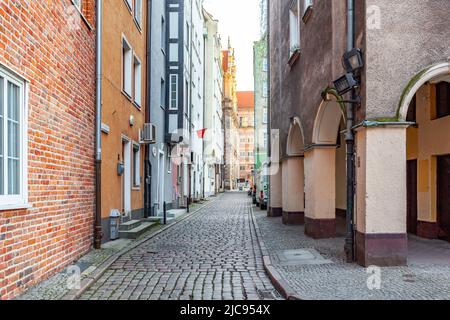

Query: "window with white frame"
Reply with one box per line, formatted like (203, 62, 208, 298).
(302, 0, 313, 18)
(122, 37, 132, 97)
(169, 74, 178, 110)
(132, 143, 140, 188)
(133, 56, 142, 107)
(262, 81, 268, 98)
(134, 0, 142, 27)
(263, 107, 268, 124)
(161, 16, 166, 51)
(125, 0, 132, 10)
(289, 0, 300, 55)
(72, 0, 82, 11)
(262, 58, 268, 72)
(160, 78, 166, 108)
(0, 66, 28, 208)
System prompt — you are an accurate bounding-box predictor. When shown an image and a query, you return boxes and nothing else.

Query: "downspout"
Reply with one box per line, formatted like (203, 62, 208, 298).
(344, 0, 356, 262)
(188, 0, 194, 209)
(202, 23, 207, 200)
(144, 0, 153, 218)
(266, 0, 271, 209)
(94, 0, 103, 249)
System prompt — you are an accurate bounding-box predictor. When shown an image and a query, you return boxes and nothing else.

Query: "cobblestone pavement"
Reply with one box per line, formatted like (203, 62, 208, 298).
(79, 193, 279, 300)
(253, 207, 450, 300)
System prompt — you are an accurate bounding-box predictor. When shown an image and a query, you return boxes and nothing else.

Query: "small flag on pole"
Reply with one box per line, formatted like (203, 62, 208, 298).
(197, 128, 207, 139)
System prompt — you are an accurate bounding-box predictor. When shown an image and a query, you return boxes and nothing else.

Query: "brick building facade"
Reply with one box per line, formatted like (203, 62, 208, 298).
(0, 0, 96, 298)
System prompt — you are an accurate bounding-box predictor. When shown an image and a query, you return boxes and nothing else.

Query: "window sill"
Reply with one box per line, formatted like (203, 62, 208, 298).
(132, 186, 141, 191)
(122, 90, 133, 102)
(133, 102, 142, 111)
(0, 203, 32, 211)
(288, 49, 301, 67)
(134, 18, 142, 33)
(70, 1, 94, 31)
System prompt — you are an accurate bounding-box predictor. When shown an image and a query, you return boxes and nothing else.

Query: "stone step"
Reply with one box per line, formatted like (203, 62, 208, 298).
(119, 222, 156, 240)
(119, 219, 142, 231)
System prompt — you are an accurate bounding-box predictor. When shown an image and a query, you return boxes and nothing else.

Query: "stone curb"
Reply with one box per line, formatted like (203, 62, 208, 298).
(62, 196, 220, 300)
(249, 203, 302, 301)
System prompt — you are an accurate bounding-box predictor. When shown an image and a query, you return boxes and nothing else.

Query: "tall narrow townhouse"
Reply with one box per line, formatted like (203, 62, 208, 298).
(188, 0, 205, 202)
(99, 0, 148, 242)
(202, 9, 224, 197)
(253, 0, 269, 212)
(0, 0, 96, 298)
(165, 0, 205, 207)
(148, 0, 174, 216)
(222, 44, 240, 191)
(269, 0, 450, 266)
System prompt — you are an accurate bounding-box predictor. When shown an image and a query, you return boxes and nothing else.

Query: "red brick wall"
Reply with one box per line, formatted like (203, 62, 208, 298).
(0, 0, 96, 299)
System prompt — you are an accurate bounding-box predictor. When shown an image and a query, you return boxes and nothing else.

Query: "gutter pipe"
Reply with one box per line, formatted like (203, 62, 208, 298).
(94, 0, 103, 249)
(344, 0, 356, 262)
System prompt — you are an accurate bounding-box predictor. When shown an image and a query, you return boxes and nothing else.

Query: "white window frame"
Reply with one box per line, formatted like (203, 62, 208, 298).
(302, 0, 314, 18)
(289, 0, 300, 55)
(124, 0, 133, 11)
(122, 36, 133, 98)
(169, 74, 178, 110)
(72, 0, 82, 12)
(0, 65, 29, 210)
(134, 0, 142, 28)
(133, 55, 142, 107)
(132, 142, 141, 188)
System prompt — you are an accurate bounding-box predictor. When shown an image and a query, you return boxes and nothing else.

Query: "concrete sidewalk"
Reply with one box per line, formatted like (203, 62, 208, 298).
(251, 206, 450, 300)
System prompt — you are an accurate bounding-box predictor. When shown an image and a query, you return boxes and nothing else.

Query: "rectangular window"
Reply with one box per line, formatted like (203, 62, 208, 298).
(0, 66, 28, 208)
(302, 0, 313, 18)
(169, 74, 178, 110)
(72, 0, 82, 11)
(133, 56, 142, 107)
(161, 16, 166, 51)
(125, 0, 132, 10)
(263, 107, 268, 124)
(134, 0, 142, 27)
(262, 58, 268, 72)
(122, 37, 132, 97)
(132, 143, 140, 188)
(289, 0, 300, 55)
(262, 81, 268, 98)
(160, 78, 166, 108)
(436, 82, 450, 119)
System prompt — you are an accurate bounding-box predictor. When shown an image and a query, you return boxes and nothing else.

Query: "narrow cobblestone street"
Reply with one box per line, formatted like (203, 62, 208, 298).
(79, 193, 279, 300)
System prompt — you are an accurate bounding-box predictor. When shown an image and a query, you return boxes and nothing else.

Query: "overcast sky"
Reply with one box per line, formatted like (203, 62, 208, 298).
(203, 0, 260, 91)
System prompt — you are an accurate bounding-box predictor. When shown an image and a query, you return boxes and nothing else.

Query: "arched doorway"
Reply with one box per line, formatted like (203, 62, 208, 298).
(304, 97, 346, 238)
(281, 117, 306, 225)
(401, 63, 450, 242)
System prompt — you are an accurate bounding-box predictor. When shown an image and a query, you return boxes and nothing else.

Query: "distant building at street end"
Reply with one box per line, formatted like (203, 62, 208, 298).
(203, 9, 225, 197)
(237, 91, 255, 188)
(222, 44, 240, 190)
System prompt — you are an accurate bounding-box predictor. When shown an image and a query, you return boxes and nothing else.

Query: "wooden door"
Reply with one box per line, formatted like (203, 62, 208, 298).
(437, 155, 450, 239)
(407, 160, 418, 235)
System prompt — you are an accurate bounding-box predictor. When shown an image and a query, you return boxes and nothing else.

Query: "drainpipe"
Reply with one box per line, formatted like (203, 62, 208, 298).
(344, 0, 356, 262)
(144, 0, 153, 218)
(94, 0, 104, 249)
(188, 0, 194, 208)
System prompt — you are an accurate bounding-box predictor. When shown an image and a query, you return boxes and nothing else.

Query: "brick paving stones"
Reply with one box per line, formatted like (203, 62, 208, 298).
(79, 193, 279, 300)
(252, 207, 450, 300)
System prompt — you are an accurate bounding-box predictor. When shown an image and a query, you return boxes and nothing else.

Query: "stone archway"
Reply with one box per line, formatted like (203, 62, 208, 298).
(354, 61, 450, 267)
(281, 117, 306, 225)
(402, 63, 450, 240)
(304, 98, 346, 239)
